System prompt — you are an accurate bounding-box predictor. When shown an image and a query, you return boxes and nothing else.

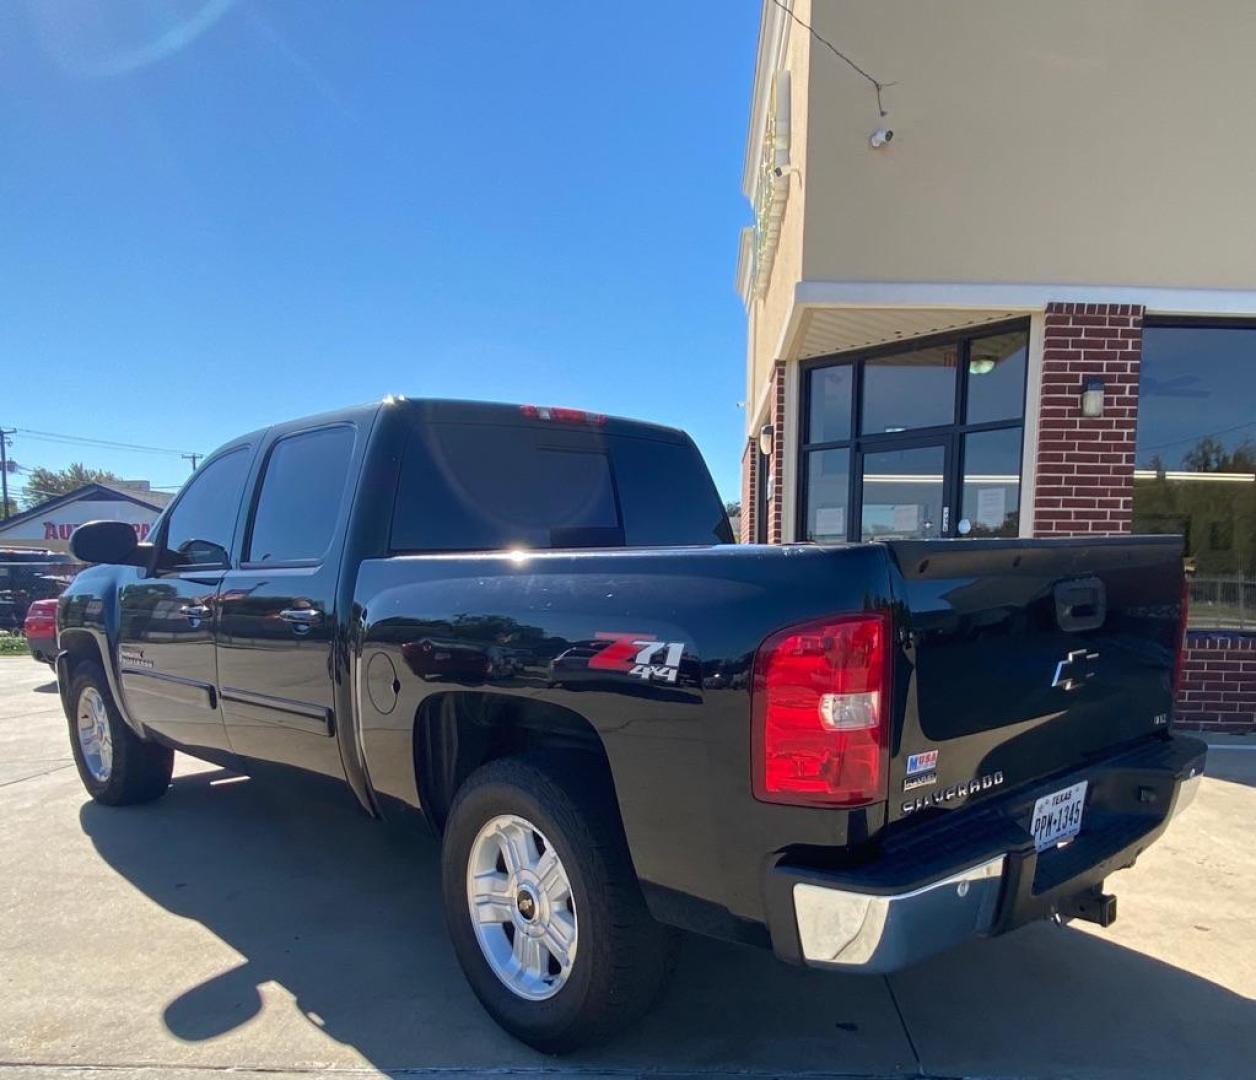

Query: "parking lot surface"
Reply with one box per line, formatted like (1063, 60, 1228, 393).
(0, 657, 1251, 1079)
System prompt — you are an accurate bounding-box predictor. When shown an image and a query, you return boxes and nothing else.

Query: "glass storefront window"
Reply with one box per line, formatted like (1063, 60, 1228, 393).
(805, 449, 850, 543)
(808, 364, 853, 443)
(861, 445, 945, 540)
(1133, 324, 1256, 630)
(966, 331, 1028, 424)
(802, 322, 1028, 544)
(960, 427, 1022, 537)
(862, 345, 957, 434)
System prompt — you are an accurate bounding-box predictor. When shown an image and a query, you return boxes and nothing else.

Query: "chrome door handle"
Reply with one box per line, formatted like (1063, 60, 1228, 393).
(279, 607, 322, 625)
(179, 604, 211, 620)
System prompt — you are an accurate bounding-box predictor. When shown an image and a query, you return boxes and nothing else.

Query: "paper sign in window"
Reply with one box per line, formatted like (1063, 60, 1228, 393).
(815, 506, 846, 536)
(891, 504, 919, 532)
(976, 488, 1007, 529)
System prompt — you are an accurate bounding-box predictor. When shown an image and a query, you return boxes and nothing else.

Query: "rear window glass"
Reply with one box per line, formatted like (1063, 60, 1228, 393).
(390, 421, 731, 551)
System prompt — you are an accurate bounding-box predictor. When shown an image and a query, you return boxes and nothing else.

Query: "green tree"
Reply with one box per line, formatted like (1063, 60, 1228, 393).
(21, 463, 122, 509)
(1180, 436, 1256, 473)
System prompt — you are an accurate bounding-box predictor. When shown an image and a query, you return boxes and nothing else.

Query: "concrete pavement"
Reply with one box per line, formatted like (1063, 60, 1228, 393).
(0, 656, 1251, 1079)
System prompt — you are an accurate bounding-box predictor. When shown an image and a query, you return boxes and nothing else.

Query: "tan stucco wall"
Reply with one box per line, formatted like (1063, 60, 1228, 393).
(747, 1, 811, 432)
(801, 0, 1256, 290)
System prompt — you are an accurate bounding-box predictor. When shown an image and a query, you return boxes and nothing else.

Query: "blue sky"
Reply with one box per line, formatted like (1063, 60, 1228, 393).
(2, 1, 758, 502)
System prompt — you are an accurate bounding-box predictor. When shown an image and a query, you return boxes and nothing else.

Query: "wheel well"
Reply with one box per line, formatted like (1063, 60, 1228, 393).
(414, 692, 613, 832)
(58, 629, 103, 676)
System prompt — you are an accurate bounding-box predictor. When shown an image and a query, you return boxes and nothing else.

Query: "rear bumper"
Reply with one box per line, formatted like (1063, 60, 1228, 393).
(25, 633, 57, 664)
(764, 734, 1206, 973)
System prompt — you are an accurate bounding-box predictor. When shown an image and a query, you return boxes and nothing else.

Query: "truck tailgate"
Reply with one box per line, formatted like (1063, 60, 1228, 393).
(884, 536, 1184, 824)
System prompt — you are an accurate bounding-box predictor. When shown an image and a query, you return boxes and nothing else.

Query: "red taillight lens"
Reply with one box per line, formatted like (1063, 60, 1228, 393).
(1172, 575, 1190, 696)
(23, 599, 58, 636)
(752, 612, 891, 806)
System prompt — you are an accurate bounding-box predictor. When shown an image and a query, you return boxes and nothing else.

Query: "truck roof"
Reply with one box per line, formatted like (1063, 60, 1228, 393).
(216, 398, 691, 461)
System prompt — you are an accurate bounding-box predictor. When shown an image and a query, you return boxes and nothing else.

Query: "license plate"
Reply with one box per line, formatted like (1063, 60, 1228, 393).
(1030, 781, 1088, 852)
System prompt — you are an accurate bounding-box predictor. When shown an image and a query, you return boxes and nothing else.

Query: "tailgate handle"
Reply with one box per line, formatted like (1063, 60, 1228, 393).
(1055, 576, 1106, 632)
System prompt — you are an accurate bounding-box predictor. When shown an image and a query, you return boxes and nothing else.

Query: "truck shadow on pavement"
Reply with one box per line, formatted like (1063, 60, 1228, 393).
(79, 764, 1252, 1078)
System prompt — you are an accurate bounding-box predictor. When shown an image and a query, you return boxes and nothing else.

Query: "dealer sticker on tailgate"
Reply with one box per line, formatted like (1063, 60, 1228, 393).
(1030, 781, 1088, 852)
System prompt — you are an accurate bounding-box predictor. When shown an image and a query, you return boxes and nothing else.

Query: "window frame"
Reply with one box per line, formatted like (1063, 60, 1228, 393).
(154, 445, 254, 573)
(797, 318, 1030, 542)
(240, 422, 358, 570)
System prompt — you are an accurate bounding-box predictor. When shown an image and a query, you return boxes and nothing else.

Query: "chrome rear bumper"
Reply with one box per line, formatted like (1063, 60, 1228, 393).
(794, 856, 1005, 972)
(766, 735, 1207, 975)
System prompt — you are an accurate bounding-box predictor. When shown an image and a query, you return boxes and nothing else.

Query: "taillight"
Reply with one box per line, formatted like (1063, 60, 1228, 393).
(520, 404, 607, 425)
(1172, 575, 1190, 696)
(752, 612, 891, 807)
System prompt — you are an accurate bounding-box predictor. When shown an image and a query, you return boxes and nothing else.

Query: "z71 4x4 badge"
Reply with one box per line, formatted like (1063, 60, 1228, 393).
(587, 634, 687, 684)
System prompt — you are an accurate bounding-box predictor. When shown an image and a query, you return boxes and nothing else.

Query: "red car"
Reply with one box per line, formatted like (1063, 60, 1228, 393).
(23, 597, 57, 667)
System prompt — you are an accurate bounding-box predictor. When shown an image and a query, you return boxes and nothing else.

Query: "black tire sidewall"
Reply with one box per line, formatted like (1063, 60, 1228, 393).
(441, 759, 619, 1050)
(66, 661, 171, 805)
(67, 664, 118, 800)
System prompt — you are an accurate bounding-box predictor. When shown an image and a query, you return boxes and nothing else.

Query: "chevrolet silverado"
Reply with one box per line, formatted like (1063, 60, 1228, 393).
(56, 397, 1204, 1050)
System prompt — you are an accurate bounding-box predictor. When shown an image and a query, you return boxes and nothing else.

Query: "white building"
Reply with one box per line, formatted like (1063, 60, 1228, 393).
(0, 481, 171, 553)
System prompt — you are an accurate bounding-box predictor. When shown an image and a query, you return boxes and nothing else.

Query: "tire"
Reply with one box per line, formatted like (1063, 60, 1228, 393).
(441, 754, 677, 1052)
(67, 661, 174, 806)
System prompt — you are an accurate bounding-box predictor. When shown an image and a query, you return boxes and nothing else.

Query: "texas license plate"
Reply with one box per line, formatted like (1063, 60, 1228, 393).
(1031, 781, 1088, 852)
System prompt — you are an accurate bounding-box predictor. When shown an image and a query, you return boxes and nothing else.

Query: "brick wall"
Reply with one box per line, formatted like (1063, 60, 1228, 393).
(1177, 634, 1256, 733)
(740, 438, 756, 543)
(1033, 303, 1143, 536)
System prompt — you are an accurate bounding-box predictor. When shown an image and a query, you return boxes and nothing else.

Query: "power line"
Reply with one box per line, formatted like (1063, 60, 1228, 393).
(767, 0, 895, 117)
(13, 427, 201, 457)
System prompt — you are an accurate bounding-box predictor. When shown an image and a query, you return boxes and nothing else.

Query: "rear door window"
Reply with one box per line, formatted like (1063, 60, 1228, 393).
(246, 426, 355, 563)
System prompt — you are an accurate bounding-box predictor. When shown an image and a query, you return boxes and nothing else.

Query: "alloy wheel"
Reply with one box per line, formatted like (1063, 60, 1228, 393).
(466, 813, 578, 1001)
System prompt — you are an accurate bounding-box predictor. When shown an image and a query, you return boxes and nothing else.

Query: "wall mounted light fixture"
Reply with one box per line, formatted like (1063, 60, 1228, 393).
(1080, 376, 1106, 418)
(759, 424, 775, 456)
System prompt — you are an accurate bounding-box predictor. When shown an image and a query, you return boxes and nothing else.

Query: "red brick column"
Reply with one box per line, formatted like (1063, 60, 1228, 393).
(740, 438, 756, 543)
(1176, 634, 1256, 732)
(1033, 303, 1143, 536)
(768, 362, 787, 543)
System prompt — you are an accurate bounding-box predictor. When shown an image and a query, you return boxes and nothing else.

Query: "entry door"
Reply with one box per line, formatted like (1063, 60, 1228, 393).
(856, 440, 953, 541)
(216, 424, 357, 779)
(117, 447, 253, 752)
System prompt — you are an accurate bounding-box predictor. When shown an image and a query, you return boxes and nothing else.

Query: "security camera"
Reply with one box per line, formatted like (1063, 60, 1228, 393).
(869, 128, 894, 148)
(772, 163, 798, 179)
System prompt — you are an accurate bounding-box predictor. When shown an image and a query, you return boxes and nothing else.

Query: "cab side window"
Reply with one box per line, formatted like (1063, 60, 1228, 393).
(246, 426, 355, 564)
(162, 448, 251, 568)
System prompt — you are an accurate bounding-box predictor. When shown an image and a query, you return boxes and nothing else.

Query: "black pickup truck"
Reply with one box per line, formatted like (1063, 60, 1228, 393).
(57, 398, 1204, 1051)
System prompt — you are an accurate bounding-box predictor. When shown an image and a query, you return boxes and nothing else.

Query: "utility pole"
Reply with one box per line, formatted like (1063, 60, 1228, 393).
(0, 429, 13, 520)
(182, 452, 201, 471)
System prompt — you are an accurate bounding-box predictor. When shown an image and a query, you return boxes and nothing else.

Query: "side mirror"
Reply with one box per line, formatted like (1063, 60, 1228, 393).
(70, 521, 149, 566)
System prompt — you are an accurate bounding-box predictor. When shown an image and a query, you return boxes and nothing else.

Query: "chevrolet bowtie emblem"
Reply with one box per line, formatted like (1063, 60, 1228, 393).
(1052, 648, 1099, 691)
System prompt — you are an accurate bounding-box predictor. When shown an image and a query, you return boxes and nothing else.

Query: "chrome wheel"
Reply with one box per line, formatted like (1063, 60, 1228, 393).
(76, 686, 113, 783)
(466, 813, 578, 1001)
